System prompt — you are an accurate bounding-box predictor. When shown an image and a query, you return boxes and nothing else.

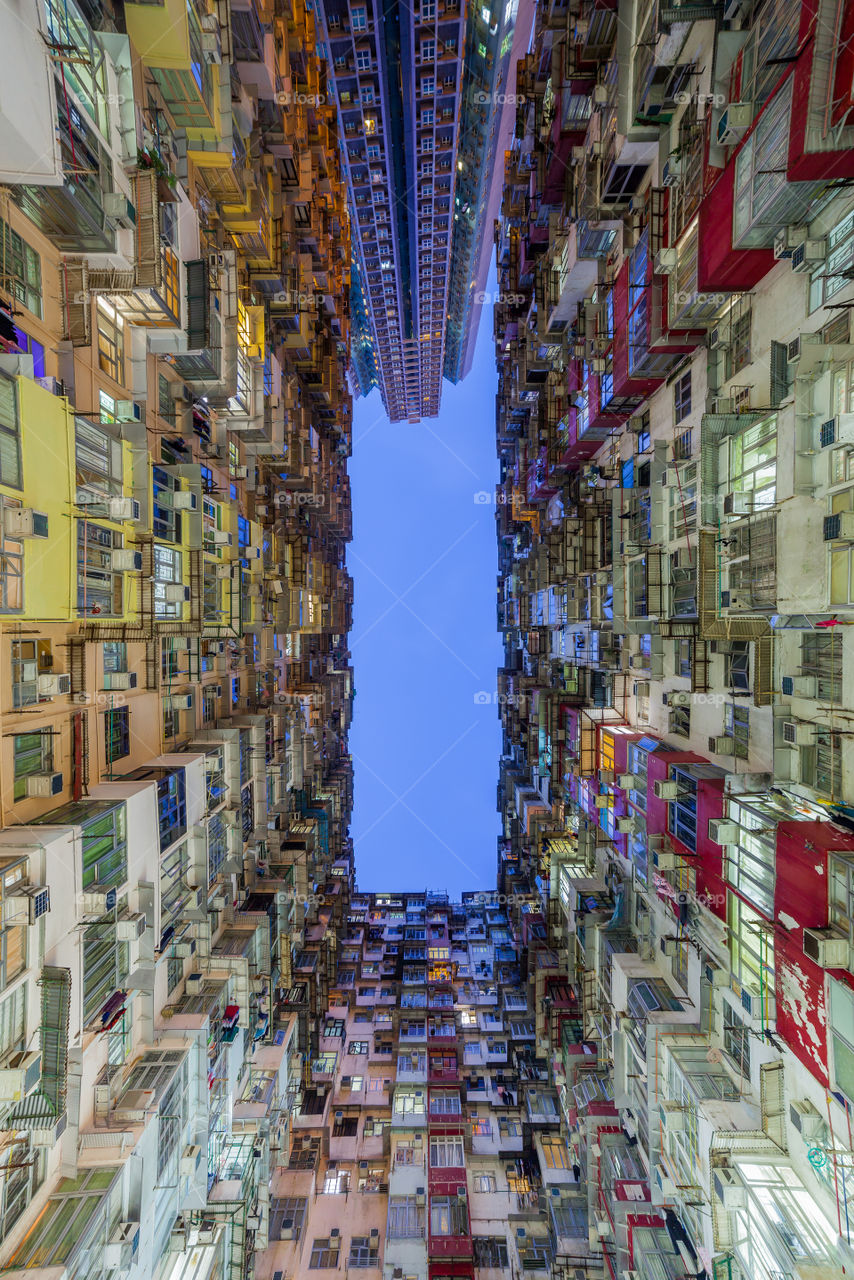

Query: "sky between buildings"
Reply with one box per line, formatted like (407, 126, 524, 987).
(348, 272, 504, 896)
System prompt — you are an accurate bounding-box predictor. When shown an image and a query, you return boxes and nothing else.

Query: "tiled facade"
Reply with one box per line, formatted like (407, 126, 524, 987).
(4, 0, 854, 1278)
(492, 0, 854, 1277)
(0, 0, 354, 1275)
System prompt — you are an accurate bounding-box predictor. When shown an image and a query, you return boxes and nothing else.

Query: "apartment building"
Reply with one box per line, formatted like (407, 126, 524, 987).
(254, 890, 596, 1280)
(0, 0, 355, 1276)
(317, 0, 522, 421)
(492, 0, 854, 1277)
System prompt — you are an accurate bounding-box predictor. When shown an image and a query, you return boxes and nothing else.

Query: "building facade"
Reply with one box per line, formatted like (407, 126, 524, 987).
(0, 0, 355, 1275)
(492, 0, 854, 1277)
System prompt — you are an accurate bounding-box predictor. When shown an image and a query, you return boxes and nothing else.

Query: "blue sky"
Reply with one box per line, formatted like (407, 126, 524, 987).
(348, 275, 503, 897)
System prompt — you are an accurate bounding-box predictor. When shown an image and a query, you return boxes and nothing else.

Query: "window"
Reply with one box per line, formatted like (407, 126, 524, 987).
(102, 641, 127, 675)
(674, 370, 691, 423)
(430, 1196, 468, 1236)
(355, 47, 371, 70)
(474, 1239, 508, 1268)
(0, 376, 22, 489)
(351, 5, 367, 28)
(104, 706, 130, 764)
(725, 641, 751, 691)
(388, 1196, 424, 1238)
(669, 704, 690, 738)
(0, 219, 41, 317)
(430, 1136, 464, 1166)
(811, 209, 854, 313)
(11, 638, 50, 708)
(323, 1166, 350, 1193)
(348, 1040, 368, 1055)
(668, 769, 697, 849)
(723, 415, 776, 509)
(801, 633, 843, 701)
(77, 522, 123, 618)
(733, 79, 791, 248)
(348, 1237, 379, 1268)
(541, 1137, 569, 1169)
(13, 731, 53, 800)
(309, 1237, 339, 1268)
(270, 1197, 307, 1241)
(725, 310, 752, 380)
(0, 985, 25, 1062)
(95, 299, 124, 382)
(153, 545, 183, 618)
(723, 703, 750, 760)
(421, 38, 435, 58)
(472, 1172, 496, 1191)
(394, 1087, 426, 1115)
(83, 908, 129, 1022)
(728, 891, 774, 998)
(0, 868, 27, 992)
(723, 1006, 751, 1076)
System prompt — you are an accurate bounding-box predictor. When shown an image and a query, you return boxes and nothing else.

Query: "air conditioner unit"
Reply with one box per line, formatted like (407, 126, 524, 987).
(109, 497, 141, 522)
(232, 465, 249, 479)
(659, 1101, 686, 1131)
(790, 1099, 823, 1139)
(4, 886, 50, 925)
(213, 530, 233, 545)
(773, 225, 807, 260)
(803, 926, 850, 969)
(655, 851, 679, 870)
(661, 156, 683, 188)
(723, 492, 754, 516)
(594, 794, 610, 808)
(4, 507, 49, 539)
(654, 248, 678, 275)
(103, 1222, 140, 1270)
(164, 584, 191, 603)
(172, 491, 198, 511)
(716, 102, 752, 146)
(618, 773, 639, 791)
(703, 963, 729, 987)
(104, 671, 138, 691)
(244, 545, 262, 559)
(708, 819, 738, 845)
(173, 938, 196, 958)
(114, 1088, 155, 1123)
(80, 887, 118, 915)
(653, 780, 680, 800)
(782, 719, 812, 746)
(111, 549, 143, 571)
(186, 973, 204, 995)
(181, 1144, 202, 1177)
(415, 1187, 426, 1205)
(709, 322, 731, 349)
(791, 239, 826, 272)
(781, 674, 818, 698)
(0, 1051, 42, 1101)
(709, 736, 736, 755)
(616, 817, 641, 835)
(115, 400, 141, 423)
(669, 691, 692, 708)
(713, 1168, 746, 1209)
(117, 913, 146, 941)
(38, 673, 70, 697)
(25, 771, 64, 797)
(824, 512, 854, 542)
(819, 417, 838, 448)
(103, 192, 137, 230)
(201, 30, 221, 62)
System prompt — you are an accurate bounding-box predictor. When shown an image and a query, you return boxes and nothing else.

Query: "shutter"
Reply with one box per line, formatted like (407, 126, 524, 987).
(185, 260, 210, 350)
(60, 260, 90, 346)
(770, 340, 789, 406)
(760, 1059, 786, 1149)
(134, 170, 162, 289)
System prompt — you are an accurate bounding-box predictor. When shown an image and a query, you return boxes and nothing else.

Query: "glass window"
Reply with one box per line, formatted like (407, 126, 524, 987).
(430, 1195, 467, 1236)
(104, 706, 130, 764)
(95, 299, 124, 382)
(0, 219, 42, 317)
(13, 731, 53, 800)
(0, 376, 22, 488)
(674, 370, 691, 423)
(77, 522, 123, 618)
(388, 1196, 424, 1238)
